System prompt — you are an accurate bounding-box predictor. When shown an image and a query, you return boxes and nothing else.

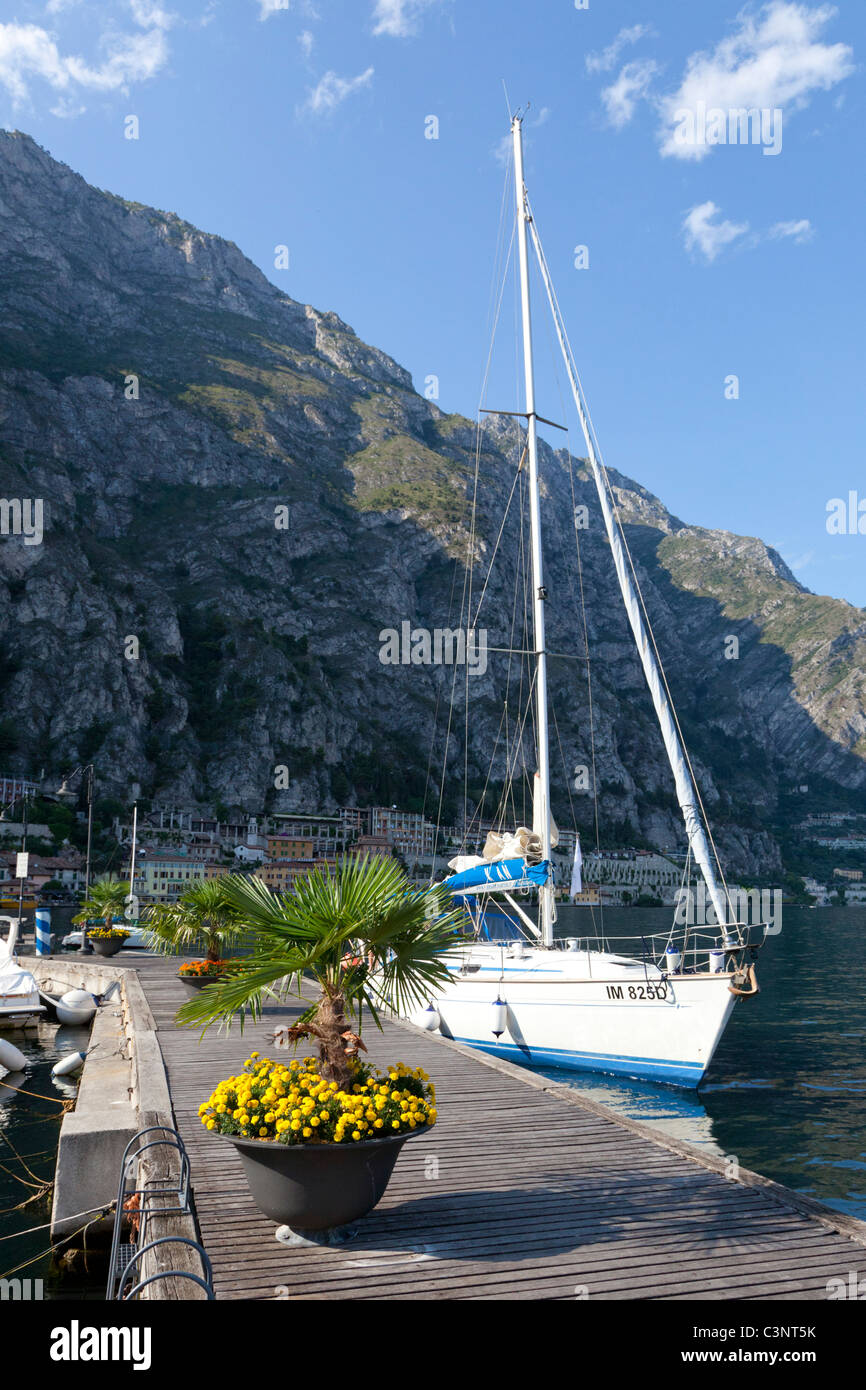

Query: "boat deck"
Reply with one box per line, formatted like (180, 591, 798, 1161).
(130, 955, 866, 1300)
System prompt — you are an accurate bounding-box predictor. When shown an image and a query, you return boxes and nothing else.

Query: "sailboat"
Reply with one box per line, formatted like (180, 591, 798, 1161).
(407, 114, 765, 1088)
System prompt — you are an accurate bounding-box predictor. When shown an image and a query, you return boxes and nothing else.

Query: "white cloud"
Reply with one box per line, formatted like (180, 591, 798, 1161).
(682, 201, 750, 262)
(371, 0, 442, 38)
(0, 17, 169, 107)
(129, 0, 176, 27)
(50, 94, 86, 118)
(298, 29, 314, 57)
(304, 66, 374, 115)
(258, 0, 291, 19)
(682, 202, 816, 261)
(586, 24, 654, 75)
(492, 131, 510, 166)
(788, 549, 815, 570)
(602, 59, 659, 129)
(659, 2, 854, 160)
(768, 217, 814, 242)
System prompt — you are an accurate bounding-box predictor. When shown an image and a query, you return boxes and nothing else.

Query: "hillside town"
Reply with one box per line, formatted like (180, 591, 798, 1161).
(2, 771, 864, 912)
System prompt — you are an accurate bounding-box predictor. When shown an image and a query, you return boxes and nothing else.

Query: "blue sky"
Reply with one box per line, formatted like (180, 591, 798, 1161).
(1, 0, 864, 604)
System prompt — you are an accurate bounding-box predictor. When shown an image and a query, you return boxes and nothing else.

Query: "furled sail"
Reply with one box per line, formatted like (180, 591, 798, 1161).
(528, 217, 730, 928)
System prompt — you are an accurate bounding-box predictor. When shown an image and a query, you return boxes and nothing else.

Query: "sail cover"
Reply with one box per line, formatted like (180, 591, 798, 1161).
(444, 857, 552, 896)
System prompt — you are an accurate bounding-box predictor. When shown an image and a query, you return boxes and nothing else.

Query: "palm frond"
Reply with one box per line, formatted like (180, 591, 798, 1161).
(143, 876, 245, 958)
(178, 857, 463, 1037)
(72, 874, 130, 925)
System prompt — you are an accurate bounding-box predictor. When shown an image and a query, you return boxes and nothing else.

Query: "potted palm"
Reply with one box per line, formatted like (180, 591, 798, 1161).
(72, 876, 131, 956)
(144, 878, 242, 996)
(180, 856, 461, 1239)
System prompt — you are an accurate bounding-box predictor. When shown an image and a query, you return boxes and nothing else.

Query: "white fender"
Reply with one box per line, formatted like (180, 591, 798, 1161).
(0, 1038, 27, 1071)
(491, 997, 508, 1037)
(52, 1050, 86, 1077)
(412, 1003, 440, 1032)
(55, 989, 97, 1026)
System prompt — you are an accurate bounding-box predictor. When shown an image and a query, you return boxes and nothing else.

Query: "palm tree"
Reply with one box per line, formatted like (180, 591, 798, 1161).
(72, 875, 130, 935)
(177, 856, 463, 1090)
(144, 877, 242, 962)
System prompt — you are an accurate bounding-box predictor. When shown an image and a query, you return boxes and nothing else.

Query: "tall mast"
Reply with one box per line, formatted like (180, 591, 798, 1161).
(512, 115, 555, 947)
(527, 214, 730, 928)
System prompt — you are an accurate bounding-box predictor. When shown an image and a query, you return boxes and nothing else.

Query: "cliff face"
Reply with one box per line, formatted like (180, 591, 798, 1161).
(1, 131, 864, 875)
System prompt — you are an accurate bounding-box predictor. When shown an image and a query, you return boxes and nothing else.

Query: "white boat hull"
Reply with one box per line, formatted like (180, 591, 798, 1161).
(419, 945, 739, 1087)
(0, 956, 44, 1030)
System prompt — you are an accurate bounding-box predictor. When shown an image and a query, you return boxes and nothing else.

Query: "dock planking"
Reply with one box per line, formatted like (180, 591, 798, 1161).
(129, 955, 866, 1301)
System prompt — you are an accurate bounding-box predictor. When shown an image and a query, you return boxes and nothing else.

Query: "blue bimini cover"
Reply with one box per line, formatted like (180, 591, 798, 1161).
(444, 857, 552, 896)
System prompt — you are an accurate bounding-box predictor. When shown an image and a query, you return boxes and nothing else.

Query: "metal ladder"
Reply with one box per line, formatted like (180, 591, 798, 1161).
(107, 1124, 214, 1300)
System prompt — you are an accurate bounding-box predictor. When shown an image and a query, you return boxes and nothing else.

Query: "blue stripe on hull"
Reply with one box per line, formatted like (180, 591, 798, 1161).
(453, 1036, 705, 1087)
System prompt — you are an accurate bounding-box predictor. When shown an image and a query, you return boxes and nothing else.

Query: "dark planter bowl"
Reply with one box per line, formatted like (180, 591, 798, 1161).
(218, 1128, 422, 1232)
(178, 969, 231, 998)
(88, 935, 127, 957)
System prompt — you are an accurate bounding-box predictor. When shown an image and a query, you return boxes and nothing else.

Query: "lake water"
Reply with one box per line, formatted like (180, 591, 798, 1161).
(544, 906, 866, 1220)
(0, 1017, 102, 1298)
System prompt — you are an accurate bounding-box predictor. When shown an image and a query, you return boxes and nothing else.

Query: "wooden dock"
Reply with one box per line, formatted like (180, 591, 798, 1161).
(131, 956, 866, 1301)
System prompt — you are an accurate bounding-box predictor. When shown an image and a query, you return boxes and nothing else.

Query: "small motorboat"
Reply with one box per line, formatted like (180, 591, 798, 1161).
(0, 954, 44, 1029)
(62, 921, 152, 950)
(0, 915, 44, 1030)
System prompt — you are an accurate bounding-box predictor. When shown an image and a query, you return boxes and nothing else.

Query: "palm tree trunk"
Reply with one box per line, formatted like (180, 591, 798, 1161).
(314, 986, 355, 1090)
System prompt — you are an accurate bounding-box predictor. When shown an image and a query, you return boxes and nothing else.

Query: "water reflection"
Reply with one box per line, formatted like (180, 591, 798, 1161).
(546, 907, 866, 1218)
(539, 1066, 726, 1159)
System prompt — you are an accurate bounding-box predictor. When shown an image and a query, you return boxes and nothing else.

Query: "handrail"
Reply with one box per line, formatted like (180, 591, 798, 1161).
(107, 1123, 205, 1301)
(117, 1237, 214, 1301)
(124, 1271, 215, 1300)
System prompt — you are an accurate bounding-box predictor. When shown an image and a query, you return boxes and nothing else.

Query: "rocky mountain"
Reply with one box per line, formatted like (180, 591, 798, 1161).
(1, 130, 864, 877)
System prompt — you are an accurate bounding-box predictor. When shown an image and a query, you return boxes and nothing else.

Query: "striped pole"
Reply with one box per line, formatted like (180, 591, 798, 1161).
(35, 907, 51, 955)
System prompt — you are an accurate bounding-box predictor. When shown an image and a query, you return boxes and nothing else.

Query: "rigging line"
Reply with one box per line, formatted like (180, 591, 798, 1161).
(442, 169, 515, 862)
(423, 539, 464, 873)
(528, 208, 733, 914)
(505, 667, 539, 822)
(613, 507, 733, 910)
(551, 704, 578, 840)
(536, 280, 606, 946)
(501, 661, 535, 812)
(465, 703, 510, 844)
(486, 646, 590, 661)
(562, 442, 604, 913)
(502, 463, 528, 834)
(469, 461, 522, 631)
(511, 464, 528, 830)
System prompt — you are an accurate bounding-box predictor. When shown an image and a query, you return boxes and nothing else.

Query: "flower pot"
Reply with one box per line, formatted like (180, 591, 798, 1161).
(88, 936, 126, 957)
(217, 1129, 420, 1234)
(179, 971, 222, 997)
